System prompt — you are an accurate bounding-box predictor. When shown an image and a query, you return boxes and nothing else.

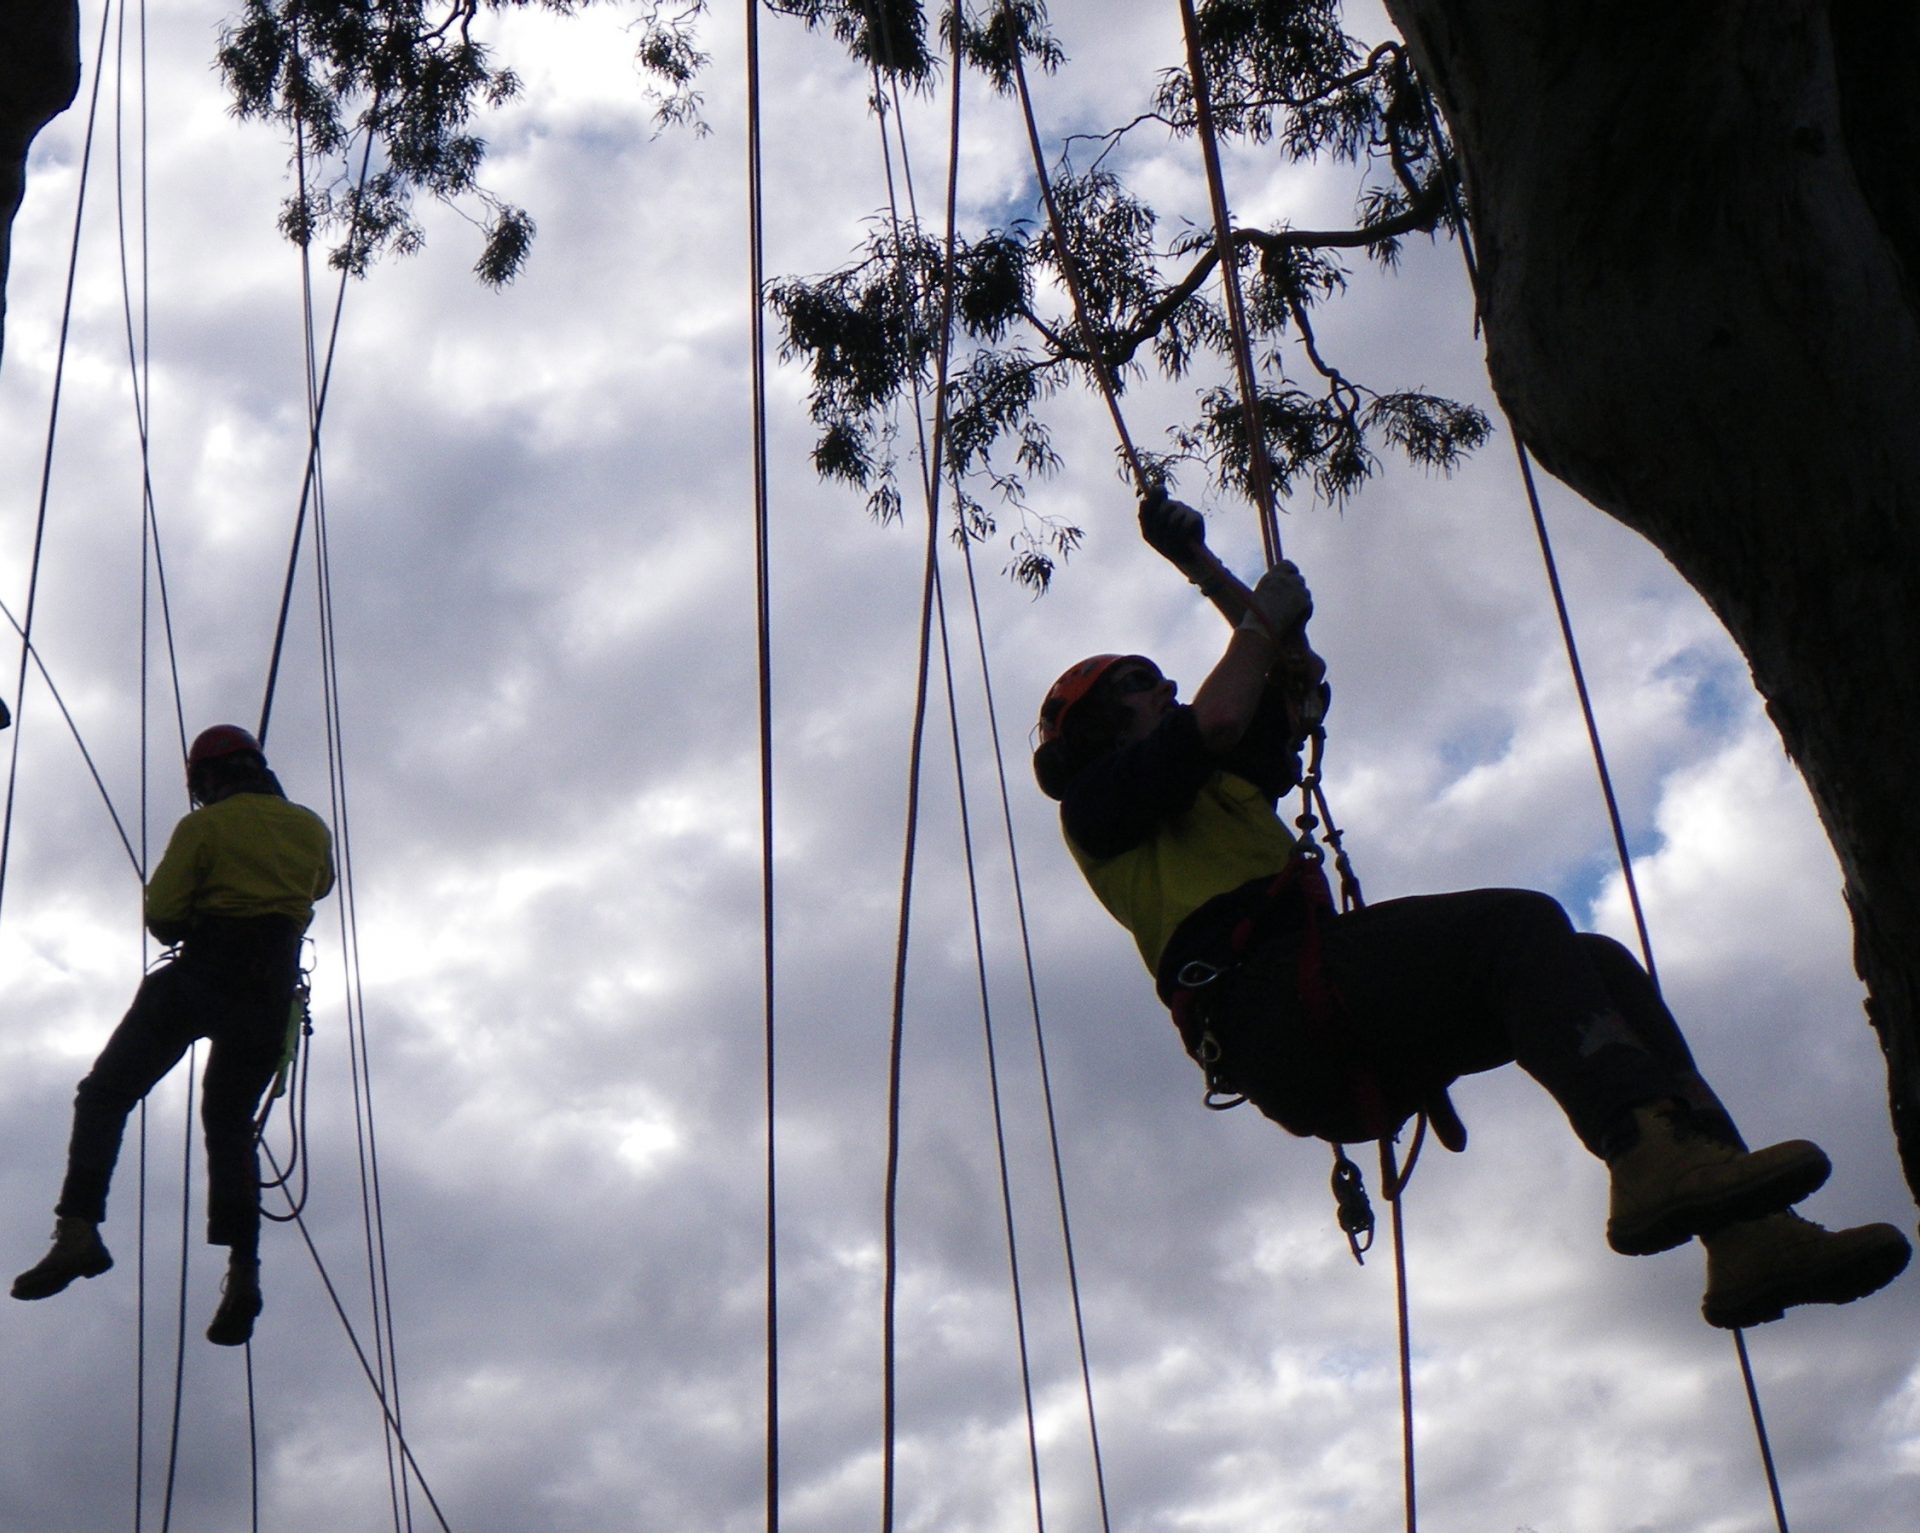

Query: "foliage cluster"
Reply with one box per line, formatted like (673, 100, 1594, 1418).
(736, 0, 1488, 587)
(218, 0, 596, 283)
(213, 0, 1491, 587)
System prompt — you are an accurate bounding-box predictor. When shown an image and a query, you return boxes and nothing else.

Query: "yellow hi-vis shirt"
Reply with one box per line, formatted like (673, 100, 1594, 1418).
(1067, 769, 1297, 977)
(144, 792, 336, 939)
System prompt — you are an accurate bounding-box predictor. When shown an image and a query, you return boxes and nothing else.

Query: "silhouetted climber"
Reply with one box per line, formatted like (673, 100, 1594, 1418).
(1032, 495, 1909, 1327)
(12, 725, 334, 1345)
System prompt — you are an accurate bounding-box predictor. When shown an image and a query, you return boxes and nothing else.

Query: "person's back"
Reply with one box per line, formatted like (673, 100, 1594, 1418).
(146, 787, 333, 943)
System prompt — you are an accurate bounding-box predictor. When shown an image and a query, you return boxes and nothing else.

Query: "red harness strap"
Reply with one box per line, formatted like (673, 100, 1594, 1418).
(1168, 856, 1464, 1150)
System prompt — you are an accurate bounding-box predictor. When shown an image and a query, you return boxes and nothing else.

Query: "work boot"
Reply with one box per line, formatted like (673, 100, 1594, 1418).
(11, 1217, 113, 1300)
(1702, 1211, 1910, 1329)
(206, 1255, 263, 1347)
(1605, 1103, 1830, 1256)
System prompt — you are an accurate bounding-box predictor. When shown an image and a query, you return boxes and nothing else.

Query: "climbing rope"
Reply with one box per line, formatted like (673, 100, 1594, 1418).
(802, 17, 1131, 1526)
(0, 0, 118, 931)
(954, 529, 1117, 1533)
(741, 0, 782, 1527)
(256, 114, 378, 750)
(864, 29, 963, 1530)
(157, 1054, 197, 1533)
(862, 16, 1074, 1530)
(1414, 74, 1790, 1533)
(259, 1142, 456, 1533)
(1144, 12, 1436, 1521)
(1004, 31, 1150, 495)
(1379, 1123, 1424, 1533)
(929, 557, 1055, 1532)
(4, 5, 429, 1522)
(1173, 0, 1282, 562)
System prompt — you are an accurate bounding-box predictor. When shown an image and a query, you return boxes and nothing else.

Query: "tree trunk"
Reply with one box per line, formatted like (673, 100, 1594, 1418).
(1381, 0, 1920, 1204)
(0, 0, 81, 368)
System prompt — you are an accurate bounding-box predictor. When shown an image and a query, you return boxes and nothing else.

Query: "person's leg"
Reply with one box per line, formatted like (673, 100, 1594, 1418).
(1313, 888, 1684, 1153)
(199, 994, 285, 1257)
(57, 965, 202, 1224)
(1204, 886, 1828, 1251)
(15, 965, 202, 1300)
(1573, 932, 1743, 1144)
(199, 979, 287, 1347)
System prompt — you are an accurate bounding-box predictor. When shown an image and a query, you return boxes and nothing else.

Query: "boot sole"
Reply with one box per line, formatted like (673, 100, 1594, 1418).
(1608, 1148, 1831, 1256)
(10, 1251, 113, 1301)
(207, 1293, 263, 1347)
(1703, 1227, 1912, 1329)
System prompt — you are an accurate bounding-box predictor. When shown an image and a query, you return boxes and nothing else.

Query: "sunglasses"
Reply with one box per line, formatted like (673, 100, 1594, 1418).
(1107, 668, 1163, 696)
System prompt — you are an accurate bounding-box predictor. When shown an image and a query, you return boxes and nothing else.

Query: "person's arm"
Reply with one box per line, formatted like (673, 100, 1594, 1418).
(143, 814, 205, 944)
(1187, 624, 1280, 752)
(1139, 493, 1255, 626)
(1140, 492, 1327, 750)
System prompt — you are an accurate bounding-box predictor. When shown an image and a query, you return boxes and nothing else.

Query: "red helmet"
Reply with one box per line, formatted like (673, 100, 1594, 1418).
(1037, 654, 1146, 746)
(187, 724, 263, 770)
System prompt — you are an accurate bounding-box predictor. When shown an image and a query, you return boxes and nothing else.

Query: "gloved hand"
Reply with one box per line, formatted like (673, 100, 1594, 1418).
(1138, 491, 1206, 562)
(1241, 560, 1313, 635)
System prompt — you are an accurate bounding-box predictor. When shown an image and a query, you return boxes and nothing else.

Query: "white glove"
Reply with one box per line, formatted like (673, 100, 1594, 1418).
(1241, 561, 1313, 635)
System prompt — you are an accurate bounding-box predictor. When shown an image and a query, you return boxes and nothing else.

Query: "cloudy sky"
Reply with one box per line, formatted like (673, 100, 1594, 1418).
(1, 2, 1915, 1530)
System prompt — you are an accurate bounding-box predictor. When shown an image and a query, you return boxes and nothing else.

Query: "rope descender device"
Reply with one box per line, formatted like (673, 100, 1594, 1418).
(1330, 1146, 1376, 1263)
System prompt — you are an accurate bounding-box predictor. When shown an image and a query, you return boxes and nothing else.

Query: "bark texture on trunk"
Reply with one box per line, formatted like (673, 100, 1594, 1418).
(1382, 0, 1920, 1203)
(0, 0, 82, 367)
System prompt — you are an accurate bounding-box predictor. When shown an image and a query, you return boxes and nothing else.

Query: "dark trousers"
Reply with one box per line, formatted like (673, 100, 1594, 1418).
(57, 919, 301, 1254)
(1197, 887, 1737, 1154)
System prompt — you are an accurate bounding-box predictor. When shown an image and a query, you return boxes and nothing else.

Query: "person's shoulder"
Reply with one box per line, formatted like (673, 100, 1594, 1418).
(163, 803, 216, 842)
(273, 797, 333, 837)
(221, 791, 327, 832)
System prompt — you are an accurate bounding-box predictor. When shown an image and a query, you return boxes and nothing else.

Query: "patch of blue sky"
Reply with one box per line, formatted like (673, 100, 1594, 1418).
(971, 170, 1045, 236)
(1562, 847, 1652, 929)
(1434, 709, 1515, 779)
(1652, 644, 1751, 739)
(1314, 1344, 1393, 1382)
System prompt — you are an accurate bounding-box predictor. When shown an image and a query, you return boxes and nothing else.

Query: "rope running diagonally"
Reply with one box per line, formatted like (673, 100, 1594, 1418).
(1168, 18, 1424, 1529)
(1003, 27, 1150, 496)
(857, 16, 1074, 1530)
(1412, 74, 1790, 1533)
(256, 116, 379, 751)
(871, 60, 1056, 1519)
(953, 529, 1117, 1533)
(302, 211, 420, 1533)
(233, 34, 420, 1525)
(1173, 0, 1282, 564)
(6, 3, 423, 1524)
(929, 560, 1053, 1533)
(260, 1142, 457, 1533)
(862, 41, 960, 1533)
(0, 0, 118, 930)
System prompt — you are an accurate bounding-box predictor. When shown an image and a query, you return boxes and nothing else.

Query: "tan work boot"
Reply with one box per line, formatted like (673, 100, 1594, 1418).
(1702, 1210, 1910, 1328)
(1606, 1103, 1830, 1255)
(206, 1255, 263, 1347)
(11, 1217, 114, 1300)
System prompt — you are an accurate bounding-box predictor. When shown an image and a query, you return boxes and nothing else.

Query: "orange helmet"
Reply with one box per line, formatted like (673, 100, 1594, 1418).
(187, 724, 263, 770)
(1036, 654, 1148, 746)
